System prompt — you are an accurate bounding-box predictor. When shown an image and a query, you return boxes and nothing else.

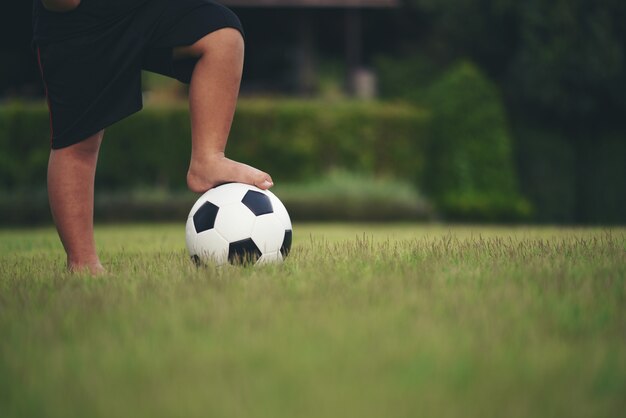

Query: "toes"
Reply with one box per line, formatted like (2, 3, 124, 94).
(257, 179, 273, 190)
(254, 172, 273, 190)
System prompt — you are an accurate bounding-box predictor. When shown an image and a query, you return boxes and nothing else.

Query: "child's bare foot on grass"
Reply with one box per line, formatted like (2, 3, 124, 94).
(68, 262, 106, 276)
(187, 154, 273, 193)
(67, 257, 107, 276)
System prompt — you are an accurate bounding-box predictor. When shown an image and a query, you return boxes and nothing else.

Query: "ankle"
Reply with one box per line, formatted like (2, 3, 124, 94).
(190, 151, 226, 168)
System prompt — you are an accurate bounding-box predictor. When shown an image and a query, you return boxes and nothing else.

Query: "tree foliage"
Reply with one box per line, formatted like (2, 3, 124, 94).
(405, 0, 626, 128)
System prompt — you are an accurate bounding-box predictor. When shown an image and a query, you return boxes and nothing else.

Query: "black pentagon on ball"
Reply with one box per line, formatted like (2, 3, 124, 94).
(280, 230, 293, 258)
(228, 238, 262, 265)
(241, 190, 273, 216)
(193, 201, 219, 233)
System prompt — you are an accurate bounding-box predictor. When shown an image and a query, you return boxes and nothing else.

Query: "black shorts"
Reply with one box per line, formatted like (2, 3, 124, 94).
(33, 0, 243, 149)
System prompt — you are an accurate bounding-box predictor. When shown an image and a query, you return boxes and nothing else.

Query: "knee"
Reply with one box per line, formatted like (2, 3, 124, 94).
(196, 28, 244, 57)
(62, 131, 103, 158)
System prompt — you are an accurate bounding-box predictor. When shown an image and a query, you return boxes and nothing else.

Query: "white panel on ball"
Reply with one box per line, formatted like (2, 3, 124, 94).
(194, 229, 230, 265)
(251, 214, 284, 253)
(185, 217, 198, 255)
(205, 183, 252, 207)
(267, 191, 292, 230)
(214, 203, 257, 242)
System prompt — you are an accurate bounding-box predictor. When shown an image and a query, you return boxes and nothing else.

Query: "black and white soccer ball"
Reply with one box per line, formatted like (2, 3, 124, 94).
(186, 183, 292, 266)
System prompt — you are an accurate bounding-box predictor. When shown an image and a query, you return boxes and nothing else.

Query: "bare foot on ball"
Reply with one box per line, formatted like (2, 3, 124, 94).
(187, 153, 273, 193)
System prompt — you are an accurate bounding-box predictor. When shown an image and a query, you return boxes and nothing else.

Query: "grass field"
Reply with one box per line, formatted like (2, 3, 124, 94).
(1, 223, 625, 418)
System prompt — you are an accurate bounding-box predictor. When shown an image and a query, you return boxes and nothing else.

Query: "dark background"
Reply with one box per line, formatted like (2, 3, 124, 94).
(1, 1, 625, 224)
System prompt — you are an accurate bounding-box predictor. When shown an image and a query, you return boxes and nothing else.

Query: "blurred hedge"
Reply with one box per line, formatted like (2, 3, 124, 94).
(0, 97, 533, 222)
(0, 100, 430, 190)
(0, 172, 433, 225)
(273, 170, 433, 222)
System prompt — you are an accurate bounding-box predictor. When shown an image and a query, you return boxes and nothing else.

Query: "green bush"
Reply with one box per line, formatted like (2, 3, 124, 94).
(376, 57, 531, 221)
(422, 61, 531, 221)
(0, 96, 535, 222)
(228, 99, 430, 185)
(0, 100, 430, 191)
(377, 54, 625, 224)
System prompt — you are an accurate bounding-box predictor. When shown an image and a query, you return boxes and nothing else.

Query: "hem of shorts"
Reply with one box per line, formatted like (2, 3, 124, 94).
(170, 20, 244, 83)
(181, 19, 245, 45)
(159, 4, 245, 51)
(50, 103, 143, 150)
(188, 21, 245, 44)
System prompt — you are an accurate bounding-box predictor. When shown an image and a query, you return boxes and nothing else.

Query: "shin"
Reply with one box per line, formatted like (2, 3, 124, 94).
(47, 131, 104, 274)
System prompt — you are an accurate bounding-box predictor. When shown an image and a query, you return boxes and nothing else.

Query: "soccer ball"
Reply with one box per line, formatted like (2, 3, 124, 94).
(186, 183, 292, 266)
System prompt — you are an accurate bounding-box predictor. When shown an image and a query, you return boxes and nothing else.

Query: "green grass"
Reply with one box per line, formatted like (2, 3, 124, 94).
(1, 224, 625, 418)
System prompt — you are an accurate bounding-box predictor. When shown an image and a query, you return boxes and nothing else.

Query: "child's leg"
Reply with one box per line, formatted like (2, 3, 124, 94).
(47, 131, 105, 274)
(174, 28, 274, 193)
